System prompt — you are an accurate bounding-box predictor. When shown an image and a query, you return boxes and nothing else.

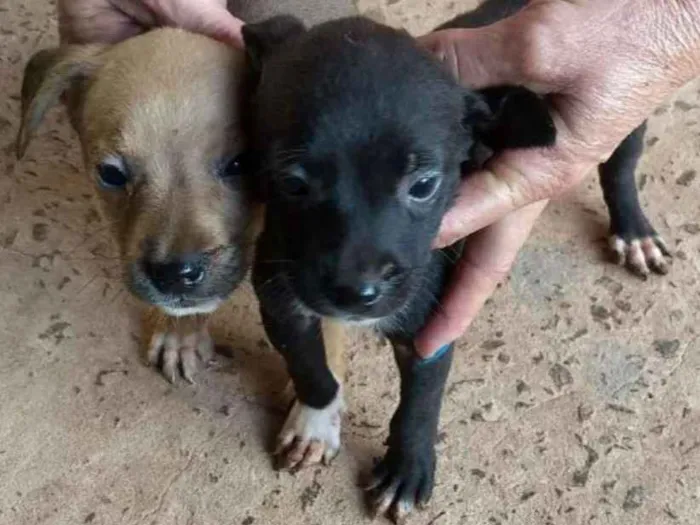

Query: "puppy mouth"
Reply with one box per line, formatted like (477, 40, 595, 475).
(292, 273, 408, 323)
(125, 256, 243, 313)
(158, 298, 223, 317)
(127, 276, 225, 313)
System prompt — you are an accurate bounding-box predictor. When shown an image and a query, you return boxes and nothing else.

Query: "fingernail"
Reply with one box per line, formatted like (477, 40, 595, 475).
(417, 343, 452, 366)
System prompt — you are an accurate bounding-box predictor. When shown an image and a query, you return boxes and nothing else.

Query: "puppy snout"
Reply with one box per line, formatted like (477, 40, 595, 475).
(323, 260, 402, 312)
(144, 257, 206, 295)
(332, 281, 381, 308)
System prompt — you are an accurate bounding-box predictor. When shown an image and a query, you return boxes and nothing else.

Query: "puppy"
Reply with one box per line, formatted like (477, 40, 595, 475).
(16, 0, 358, 384)
(242, 0, 670, 522)
(16, 29, 256, 383)
(242, 11, 555, 525)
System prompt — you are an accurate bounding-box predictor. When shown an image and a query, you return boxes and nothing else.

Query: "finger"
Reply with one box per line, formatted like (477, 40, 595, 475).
(189, 5, 244, 47)
(415, 201, 548, 357)
(418, 25, 524, 90)
(150, 0, 244, 47)
(58, 0, 149, 44)
(434, 147, 569, 249)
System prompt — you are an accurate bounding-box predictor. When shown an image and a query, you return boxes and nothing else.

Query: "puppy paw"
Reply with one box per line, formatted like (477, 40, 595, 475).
(364, 447, 435, 524)
(143, 309, 214, 383)
(609, 234, 671, 278)
(275, 390, 344, 471)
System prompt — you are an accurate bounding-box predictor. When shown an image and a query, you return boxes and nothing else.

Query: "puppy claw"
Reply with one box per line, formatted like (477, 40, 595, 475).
(609, 234, 671, 278)
(654, 235, 671, 257)
(274, 432, 296, 456)
(322, 447, 339, 466)
(180, 343, 198, 383)
(274, 393, 344, 472)
(362, 468, 387, 492)
(300, 440, 326, 468)
(370, 481, 400, 519)
(610, 236, 627, 266)
(144, 314, 214, 383)
(196, 334, 215, 363)
(416, 500, 430, 511)
(642, 237, 669, 274)
(282, 438, 311, 470)
(390, 500, 414, 525)
(147, 333, 165, 366)
(162, 334, 182, 383)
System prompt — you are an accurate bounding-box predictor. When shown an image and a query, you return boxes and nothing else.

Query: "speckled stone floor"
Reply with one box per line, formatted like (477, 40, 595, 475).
(1, 1, 699, 524)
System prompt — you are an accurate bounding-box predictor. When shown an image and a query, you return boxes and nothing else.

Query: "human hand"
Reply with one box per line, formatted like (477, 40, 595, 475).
(58, 0, 243, 46)
(415, 0, 700, 356)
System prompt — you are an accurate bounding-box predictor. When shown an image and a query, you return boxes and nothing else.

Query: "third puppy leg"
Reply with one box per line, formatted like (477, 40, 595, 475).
(599, 122, 671, 276)
(365, 341, 453, 523)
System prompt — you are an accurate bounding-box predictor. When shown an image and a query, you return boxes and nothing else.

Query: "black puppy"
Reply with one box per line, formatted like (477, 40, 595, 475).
(242, 1, 666, 522)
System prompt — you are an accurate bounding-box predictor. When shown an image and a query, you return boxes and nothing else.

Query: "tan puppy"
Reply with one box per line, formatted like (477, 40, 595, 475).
(16, 29, 259, 383)
(16, 1, 358, 384)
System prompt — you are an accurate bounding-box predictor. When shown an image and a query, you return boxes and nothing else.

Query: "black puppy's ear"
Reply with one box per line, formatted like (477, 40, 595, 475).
(467, 86, 556, 151)
(242, 15, 306, 74)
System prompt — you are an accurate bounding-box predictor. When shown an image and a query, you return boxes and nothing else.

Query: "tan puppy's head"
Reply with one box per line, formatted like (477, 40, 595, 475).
(17, 29, 258, 316)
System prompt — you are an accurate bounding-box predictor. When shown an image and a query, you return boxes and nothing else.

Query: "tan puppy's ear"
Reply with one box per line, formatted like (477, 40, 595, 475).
(16, 45, 105, 159)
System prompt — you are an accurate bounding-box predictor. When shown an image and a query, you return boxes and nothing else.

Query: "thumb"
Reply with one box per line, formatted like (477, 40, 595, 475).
(435, 147, 559, 248)
(189, 4, 244, 47)
(417, 22, 526, 89)
(415, 200, 548, 357)
(150, 1, 245, 47)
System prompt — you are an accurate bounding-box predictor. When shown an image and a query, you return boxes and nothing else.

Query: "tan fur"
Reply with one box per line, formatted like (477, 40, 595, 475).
(141, 306, 214, 382)
(18, 1, 357, 385)
(321, 318, 348, 384)
(18, 28, 258, 272)
(81, 30, 253, 262)
(142, 306, 210, 344)
(16, 28, 262, 381)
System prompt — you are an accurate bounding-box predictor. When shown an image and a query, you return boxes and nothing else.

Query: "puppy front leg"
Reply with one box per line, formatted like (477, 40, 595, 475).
(366, 340, 453, 523)
(142, 307, 214, 383)
(259, 306, 345, 470)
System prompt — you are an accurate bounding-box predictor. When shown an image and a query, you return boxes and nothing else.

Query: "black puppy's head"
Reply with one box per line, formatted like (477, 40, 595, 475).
(244, 16, 555, 323)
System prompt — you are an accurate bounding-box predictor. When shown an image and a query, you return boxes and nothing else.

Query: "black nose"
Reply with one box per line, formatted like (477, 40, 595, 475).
(144, 259, 205, 294)
(331, 282, 381, 309)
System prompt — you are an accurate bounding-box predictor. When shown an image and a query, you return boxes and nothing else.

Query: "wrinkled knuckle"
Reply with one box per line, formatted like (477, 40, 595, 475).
(439, 214, 466, 245)
(513, 8, 564, 86)
(517, 25, 553, 85)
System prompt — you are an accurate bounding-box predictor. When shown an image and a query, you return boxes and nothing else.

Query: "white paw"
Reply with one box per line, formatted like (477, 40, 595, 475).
(147, 327, 214, 384)
(275, 389, 344, 470)
(610, 234, 671, 277)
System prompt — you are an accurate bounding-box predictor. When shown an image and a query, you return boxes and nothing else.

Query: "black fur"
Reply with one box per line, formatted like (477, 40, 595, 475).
(243, 0, 663, 519)
(243, 5, 554, 520)
(598, 124, 660, 245)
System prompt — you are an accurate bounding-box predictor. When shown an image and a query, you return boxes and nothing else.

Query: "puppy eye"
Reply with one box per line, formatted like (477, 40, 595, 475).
(408, 175, 441, 201)
(279, 172, 309, 198)
(97, 158, 128, 190)
(221, 152, 250, 179)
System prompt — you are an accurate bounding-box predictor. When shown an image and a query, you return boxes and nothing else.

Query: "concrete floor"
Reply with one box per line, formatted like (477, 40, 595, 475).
(1, 1, 699, 524)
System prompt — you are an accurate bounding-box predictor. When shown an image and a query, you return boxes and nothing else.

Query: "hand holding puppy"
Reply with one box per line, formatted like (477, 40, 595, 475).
(416, 0, 700, 356)
(58, 0, 244, 46)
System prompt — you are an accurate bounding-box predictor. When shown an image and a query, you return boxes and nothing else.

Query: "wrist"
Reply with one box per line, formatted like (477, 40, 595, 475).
(648, 0, 700, 88)
(675, 0, 700, 81)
